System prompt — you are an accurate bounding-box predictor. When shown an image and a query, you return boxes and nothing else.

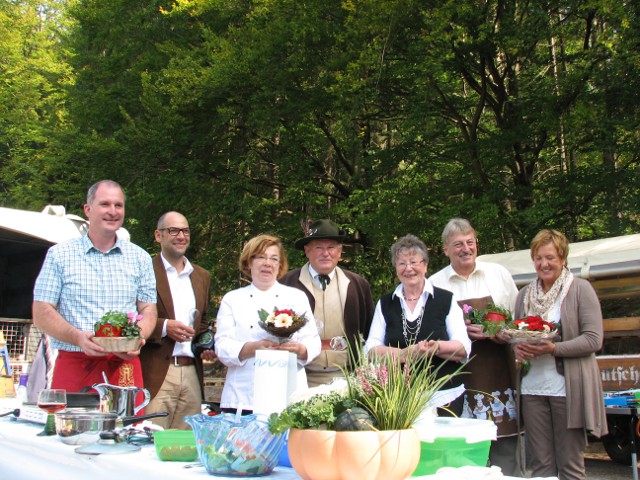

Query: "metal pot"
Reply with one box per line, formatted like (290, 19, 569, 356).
(55, 410, 168, 445)
(92, 382, 150, 417)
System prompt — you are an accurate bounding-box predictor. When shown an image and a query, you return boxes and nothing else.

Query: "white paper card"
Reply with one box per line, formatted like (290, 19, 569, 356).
(253, 349, 298, 416)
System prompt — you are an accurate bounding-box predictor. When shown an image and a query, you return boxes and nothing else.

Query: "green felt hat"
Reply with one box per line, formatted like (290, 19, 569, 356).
(294, 219, 346, 250)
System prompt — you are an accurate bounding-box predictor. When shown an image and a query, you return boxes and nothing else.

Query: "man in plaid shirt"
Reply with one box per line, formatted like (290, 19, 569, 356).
(33, 180, 157, 393)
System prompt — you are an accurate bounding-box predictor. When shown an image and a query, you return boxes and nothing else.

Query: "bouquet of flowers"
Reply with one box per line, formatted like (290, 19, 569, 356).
(257, 307, 307, 340)
(462, 303, 513, 336)
(500, 315, 558, 344)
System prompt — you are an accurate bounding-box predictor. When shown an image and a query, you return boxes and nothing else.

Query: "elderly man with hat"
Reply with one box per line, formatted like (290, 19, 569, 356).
(280, 219, 375, 387)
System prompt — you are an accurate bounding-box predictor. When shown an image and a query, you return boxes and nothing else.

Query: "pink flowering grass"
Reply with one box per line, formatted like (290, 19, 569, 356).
(341, 340, 463, 431)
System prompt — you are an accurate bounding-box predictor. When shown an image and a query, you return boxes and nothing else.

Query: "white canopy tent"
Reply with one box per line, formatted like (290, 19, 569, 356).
(477, 234, 640, 299)
(0, 205, 89, 247)
(0, 205, 130, 249)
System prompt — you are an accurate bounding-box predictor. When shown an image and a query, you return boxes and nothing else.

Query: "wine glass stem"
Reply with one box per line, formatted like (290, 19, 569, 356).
(44, 413, 56, 435)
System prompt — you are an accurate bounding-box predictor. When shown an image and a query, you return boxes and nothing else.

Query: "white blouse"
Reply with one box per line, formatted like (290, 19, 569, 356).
(520, 300, 565, 396)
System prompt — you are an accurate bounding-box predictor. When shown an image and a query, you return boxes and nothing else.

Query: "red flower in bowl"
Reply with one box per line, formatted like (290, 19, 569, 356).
(484, 312, 508, 323)
(95, 324, 123, 337)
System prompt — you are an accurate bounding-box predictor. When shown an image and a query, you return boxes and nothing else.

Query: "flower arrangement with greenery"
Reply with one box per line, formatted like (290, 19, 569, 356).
(257, 307, 307, 339)
(500, 315, 558, 344)
(462, 303, 513, 336)
(512, 315, 556, 332)
(94, 311, 142, 338)
(268, 340, 462, 434)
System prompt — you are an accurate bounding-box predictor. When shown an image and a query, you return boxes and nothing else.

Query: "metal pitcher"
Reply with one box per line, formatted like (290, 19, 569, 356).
(92, 382, 150, 417)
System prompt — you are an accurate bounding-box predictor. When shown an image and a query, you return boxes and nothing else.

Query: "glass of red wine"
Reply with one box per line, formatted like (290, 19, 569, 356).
(37, 388, 67, 436)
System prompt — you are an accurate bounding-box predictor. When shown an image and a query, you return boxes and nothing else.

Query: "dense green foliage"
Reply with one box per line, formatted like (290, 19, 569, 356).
(268, 391, 353, 434)
(1, 0, 639, 303)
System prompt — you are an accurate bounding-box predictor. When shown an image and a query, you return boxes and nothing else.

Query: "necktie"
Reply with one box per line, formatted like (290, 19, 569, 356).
(318, 274, 330, 291)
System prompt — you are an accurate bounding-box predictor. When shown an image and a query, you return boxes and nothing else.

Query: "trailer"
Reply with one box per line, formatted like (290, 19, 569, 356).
(0, 206, 91, 382)
(478, 234, 640, 465)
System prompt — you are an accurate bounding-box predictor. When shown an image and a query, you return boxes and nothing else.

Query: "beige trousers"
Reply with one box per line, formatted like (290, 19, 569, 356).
(146, 364, 202, 430)
(305, 369, 344, 388)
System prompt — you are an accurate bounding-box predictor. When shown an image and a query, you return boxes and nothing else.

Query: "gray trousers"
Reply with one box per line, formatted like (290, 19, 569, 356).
(522, 395, 587, 480)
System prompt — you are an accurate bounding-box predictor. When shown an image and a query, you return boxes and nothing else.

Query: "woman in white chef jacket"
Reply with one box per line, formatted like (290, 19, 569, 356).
(214, 234, 321, 414)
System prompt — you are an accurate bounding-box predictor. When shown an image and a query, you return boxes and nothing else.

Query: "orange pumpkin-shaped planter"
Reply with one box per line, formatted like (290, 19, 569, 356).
(288, 428, 420, 480)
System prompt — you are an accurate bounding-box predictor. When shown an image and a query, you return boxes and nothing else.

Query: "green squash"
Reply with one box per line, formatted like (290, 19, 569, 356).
(333, 407, 377, 431)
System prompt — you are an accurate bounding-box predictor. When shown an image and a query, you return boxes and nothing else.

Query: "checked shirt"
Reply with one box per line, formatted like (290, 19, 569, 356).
(33, 234, 156, 352)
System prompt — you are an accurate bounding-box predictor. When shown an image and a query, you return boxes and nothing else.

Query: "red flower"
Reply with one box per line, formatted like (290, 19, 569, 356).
(514, 316, 556, 332)
(95, 324, 122, 337)
(484, 312, 508, 323)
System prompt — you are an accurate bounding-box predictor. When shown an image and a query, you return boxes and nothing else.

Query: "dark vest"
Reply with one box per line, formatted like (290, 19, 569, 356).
(380, 288, 463, 389)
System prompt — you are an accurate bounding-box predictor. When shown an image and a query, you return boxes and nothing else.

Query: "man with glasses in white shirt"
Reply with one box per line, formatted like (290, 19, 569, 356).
(140, 211, 213, 429)
(280, 219, 374, 387)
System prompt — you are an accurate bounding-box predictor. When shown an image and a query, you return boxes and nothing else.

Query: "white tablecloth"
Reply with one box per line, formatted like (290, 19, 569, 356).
(0, 417, 300, 480)
(0, 417, 548, 480)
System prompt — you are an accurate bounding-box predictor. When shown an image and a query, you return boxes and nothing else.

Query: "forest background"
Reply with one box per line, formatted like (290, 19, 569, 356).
(1, 0, 639, 304)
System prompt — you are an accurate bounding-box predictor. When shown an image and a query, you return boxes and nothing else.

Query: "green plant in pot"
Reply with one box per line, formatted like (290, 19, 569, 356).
(94, 311, 142, 338)
(268, 339, 462, 480)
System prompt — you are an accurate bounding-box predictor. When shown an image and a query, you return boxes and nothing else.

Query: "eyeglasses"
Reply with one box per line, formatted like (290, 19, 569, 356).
(159, 227, 191, 236)
(253, 255, 280, 265)
(396, 260, 425, 270)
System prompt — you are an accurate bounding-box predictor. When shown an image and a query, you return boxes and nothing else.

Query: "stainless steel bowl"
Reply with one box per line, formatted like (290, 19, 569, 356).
(55, 410, 117, 445)
(55, 410, 168, 445)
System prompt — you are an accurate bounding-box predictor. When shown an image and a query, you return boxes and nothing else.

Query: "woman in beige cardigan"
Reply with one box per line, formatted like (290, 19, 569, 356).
(512, 229, 607, 480)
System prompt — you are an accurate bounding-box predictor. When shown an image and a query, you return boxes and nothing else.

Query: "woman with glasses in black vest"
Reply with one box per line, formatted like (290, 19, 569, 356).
(364, 234, 471, 416)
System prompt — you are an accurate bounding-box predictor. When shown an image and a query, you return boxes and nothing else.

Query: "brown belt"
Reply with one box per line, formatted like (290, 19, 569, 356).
(172, 356, 195, 366)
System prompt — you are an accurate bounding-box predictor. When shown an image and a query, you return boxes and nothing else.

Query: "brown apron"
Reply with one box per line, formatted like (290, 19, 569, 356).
(459, 296, 518, 437)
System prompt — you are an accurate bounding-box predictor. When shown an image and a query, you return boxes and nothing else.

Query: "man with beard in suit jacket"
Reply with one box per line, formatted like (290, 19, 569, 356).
(140, 211, 214, 429)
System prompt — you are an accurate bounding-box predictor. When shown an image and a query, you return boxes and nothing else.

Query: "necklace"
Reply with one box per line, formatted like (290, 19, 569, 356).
(403, 289, 422, 302)
(402, 304, 425, 345)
